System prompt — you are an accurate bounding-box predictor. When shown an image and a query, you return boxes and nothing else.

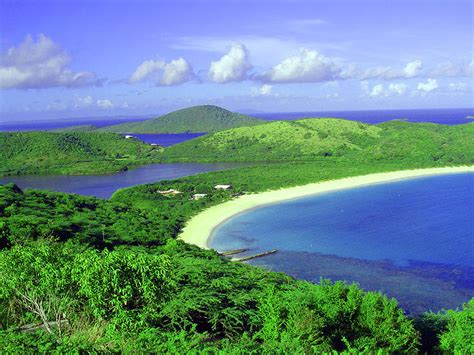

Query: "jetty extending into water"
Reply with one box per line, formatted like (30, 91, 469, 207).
(233, 250, 278, 262)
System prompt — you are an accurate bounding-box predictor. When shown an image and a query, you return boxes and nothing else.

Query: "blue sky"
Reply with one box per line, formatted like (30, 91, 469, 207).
(0, 0, 472, 120)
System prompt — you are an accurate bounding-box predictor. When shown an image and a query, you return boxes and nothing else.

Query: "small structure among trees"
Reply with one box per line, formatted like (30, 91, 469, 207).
(214, 184, 232, 190)
(157, 189, 182, 195)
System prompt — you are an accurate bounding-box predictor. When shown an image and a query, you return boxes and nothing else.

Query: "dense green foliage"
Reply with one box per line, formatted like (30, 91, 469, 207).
(1, 165, 472, 352)
(162, 118, 474, 166)
(0, 183, 424, 352)
(1, 115, 473, 351)
(0, 132, 162, 176)
(99, 105, 264, 133)
(439, 299, 474, 352)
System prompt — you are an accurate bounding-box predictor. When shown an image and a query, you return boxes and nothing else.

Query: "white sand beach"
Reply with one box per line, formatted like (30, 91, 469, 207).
(179, 166, 474, 249)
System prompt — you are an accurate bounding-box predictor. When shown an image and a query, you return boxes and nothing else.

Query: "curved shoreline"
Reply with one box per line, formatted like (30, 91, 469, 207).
(179, 166, 474, 249)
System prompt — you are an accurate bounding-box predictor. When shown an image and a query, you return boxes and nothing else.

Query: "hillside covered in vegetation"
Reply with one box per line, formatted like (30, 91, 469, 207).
(161, 118, 474, 165)
(99, 105, 264, 133)
(1, 174, 472, 352)
(1, 118, 473, 352)
(0, 132, 162, 176)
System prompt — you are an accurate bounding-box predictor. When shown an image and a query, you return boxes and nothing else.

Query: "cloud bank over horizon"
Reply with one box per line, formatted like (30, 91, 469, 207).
(0, 0, 472, 119)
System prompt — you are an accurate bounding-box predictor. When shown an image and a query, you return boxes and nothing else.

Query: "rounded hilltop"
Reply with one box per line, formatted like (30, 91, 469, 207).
(98, 105, 264, 133)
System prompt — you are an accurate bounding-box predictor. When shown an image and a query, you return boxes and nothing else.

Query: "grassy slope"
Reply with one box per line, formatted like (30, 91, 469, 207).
(98, 105, 264, 133)
(0, 132, 162, 176)
(161, 118, 474, 165)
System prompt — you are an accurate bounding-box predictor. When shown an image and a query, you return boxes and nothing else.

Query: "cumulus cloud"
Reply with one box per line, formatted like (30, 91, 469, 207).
(96, 99, 113, 109)
(259, 48, 341, 83)
(448, 82, 469, 92)
(430, 61, 474, 77)
(0, 34, 100, 89)
(259, 84, 273, 95)
(403, 60, 423, 78)
(73, 95, 94, 108)
(417, 78, 438, 92)
(208, 43, 251, 83)
(388, 83, 408, 95)
(369, 84, 384, 97)
(251, 84, 274, 96)
(354, 60, 423, 80)
(365, 82, 408, 97)
(129, 57, 194, 86)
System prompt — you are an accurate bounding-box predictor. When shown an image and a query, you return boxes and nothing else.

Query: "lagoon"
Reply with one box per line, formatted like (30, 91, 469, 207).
(210, 173, 474, 314)
(0, 162, 244, 198)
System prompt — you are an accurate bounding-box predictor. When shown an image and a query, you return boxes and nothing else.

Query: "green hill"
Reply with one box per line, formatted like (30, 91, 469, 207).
(0, 132, 162, 176)
(161, 118, 474, 165)
(98, 105, 264, 133)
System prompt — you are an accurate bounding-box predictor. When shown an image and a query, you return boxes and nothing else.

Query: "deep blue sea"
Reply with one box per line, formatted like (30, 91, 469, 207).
(253, 107, 474, 125)
(0, 116, 149, 131)
(210, 173, 474, 314)
(1, 108, 472, 133)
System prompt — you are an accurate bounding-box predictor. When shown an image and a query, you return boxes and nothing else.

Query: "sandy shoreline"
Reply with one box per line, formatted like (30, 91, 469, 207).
(179, 166, 474, 249)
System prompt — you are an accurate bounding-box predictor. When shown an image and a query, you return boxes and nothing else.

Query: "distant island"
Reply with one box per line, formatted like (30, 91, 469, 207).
(97, 105, 264, 133)
(2, 107, 473, 177)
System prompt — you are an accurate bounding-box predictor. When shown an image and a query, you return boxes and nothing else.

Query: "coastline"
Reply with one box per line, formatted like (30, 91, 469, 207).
(178, 166, 474, 249)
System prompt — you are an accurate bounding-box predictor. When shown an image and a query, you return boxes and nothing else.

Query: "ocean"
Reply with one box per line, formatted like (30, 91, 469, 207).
(210, 173, 474, 314)
(253, 107, 474, 125)
(1, 108, 472, 133)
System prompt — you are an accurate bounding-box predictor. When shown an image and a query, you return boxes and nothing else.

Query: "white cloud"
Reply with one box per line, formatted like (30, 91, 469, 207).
(0, 34, 99, 89)
(73, 95, 94, 108)
(259, 84, 272, 95)
(129, 57, 193, 86)
(403, 60, 423, 78)
(354, 60, 423, 80)
(448, 82, 468, 92)
(369, 84, 384, 97)
(250, 84, 275, 96)
(365, 82, 408, 97)
(430, 61, 474, 77)
(417, 78, 438, 92)
(260, 48, 341, 83)
(208, 43, 251, 83)
(96, 99, 113, 109)
(388, 83, 408, 95)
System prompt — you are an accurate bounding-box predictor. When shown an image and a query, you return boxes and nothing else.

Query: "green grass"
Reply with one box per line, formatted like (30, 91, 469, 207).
(98, 105, 264, 133)
(0, 132, 162, 176)
(161, 118, 474, 166)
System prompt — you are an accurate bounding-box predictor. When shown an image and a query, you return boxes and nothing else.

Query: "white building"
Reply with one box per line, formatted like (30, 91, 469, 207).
(158, 189, 182, 195)
(192, 193, 208, 200)
(214, 184, 232, 190)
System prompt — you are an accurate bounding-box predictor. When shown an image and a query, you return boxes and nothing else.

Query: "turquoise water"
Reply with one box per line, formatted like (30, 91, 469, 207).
(211, 173, 474, 314)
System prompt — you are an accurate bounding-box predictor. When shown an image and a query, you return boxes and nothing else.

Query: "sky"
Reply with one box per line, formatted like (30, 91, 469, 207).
(0, 0, 473, 121)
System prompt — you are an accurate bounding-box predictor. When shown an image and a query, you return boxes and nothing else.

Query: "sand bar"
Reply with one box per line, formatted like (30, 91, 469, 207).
(179, 166, 474, 249)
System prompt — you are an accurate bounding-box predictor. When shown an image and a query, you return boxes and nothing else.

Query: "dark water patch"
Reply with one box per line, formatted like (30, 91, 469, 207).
(249, 250, 473, 315)
(129, 133, 207, 146)
(211, 173, 474, 314)
(0, 162, 247, 198)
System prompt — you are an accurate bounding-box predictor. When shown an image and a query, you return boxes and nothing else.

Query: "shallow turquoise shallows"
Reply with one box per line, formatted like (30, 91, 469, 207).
(211, 173, 474, 314)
